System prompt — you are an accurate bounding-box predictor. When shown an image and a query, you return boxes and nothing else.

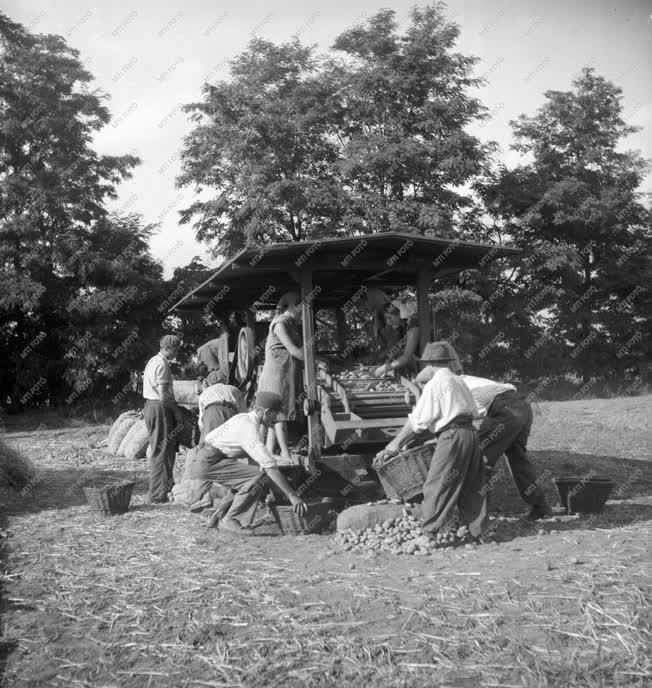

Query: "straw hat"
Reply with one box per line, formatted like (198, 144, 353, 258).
(420, 342, 454, 363)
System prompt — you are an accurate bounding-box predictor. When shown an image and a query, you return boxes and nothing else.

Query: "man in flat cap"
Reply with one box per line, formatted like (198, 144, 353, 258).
(185, 390, 308, 534)
(373, 342, 488, 540)
(142, 334, 183, 502)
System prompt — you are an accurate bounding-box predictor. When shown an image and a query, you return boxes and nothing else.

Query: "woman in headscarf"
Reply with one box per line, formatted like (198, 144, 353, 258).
(373, 298, 420, 378)
(256, 291, 304, 459)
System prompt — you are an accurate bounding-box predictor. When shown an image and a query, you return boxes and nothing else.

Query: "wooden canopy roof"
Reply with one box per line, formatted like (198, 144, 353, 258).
(170, 232, 520, 313)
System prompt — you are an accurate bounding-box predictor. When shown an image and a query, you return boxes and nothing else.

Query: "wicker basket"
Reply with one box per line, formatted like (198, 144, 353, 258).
(376, 444, 433, 500)
(270, 498, 335, 535)
(553, 476, 614, 514)
(82, 478, 135, 516)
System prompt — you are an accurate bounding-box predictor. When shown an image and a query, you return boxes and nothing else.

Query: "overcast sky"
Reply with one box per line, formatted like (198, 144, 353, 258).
(5, 0, 651, 276)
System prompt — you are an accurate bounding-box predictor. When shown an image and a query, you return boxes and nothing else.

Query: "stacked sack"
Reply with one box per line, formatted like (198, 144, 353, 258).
(107, 411, 149, 460)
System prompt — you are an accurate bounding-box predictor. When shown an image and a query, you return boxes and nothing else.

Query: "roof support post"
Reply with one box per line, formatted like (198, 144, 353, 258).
(335, 308, 346, 353)
(300, 268, 321, 468)
(416, 260, 434, 353)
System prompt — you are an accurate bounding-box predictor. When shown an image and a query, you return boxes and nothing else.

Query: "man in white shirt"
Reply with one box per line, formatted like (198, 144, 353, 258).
(143, 334, 184, 503)
(197, 370, 245, 443)
(374, 343, 488, 539)
(185, 391, 308, 534)
(417, 349, 552, 520)
(460, 374, 552, 520)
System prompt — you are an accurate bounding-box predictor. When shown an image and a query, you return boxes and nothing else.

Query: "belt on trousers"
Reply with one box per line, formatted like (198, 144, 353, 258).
(435, 414, 474, 438)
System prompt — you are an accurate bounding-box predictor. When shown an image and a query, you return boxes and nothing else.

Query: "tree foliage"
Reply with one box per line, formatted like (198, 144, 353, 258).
(179, 39, 345, 256)
(0, 12, 165, 407)
(178, 5, 490, 255)
(328, 5, 491, 235)
(478, 68, 651, 382)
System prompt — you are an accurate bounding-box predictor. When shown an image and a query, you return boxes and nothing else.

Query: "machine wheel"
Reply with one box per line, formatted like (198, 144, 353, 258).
(235, 327, 256, 385)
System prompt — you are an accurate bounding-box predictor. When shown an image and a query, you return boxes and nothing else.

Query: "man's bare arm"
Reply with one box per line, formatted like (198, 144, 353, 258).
(265, 467, 307, 515)
(158, 382, 181, 418)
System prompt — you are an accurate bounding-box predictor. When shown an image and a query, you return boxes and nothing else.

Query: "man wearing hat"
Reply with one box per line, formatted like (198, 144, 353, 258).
(142, 334, 183, 503)
(186, 390, 308, 534)
(415, 342, 553, 521)
(373, 342, 488, 539)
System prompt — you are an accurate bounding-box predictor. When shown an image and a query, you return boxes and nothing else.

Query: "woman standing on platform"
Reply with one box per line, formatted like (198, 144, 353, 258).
(256, 292, 304, 460)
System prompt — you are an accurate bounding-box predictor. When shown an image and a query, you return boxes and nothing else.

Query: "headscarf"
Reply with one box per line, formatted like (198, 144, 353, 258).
(206, 370, 226, 385)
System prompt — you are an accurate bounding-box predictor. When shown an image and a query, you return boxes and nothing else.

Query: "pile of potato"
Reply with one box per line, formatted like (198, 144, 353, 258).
(363, 381, 402, 392)
(338, 369, 373, 381)
(337, 369, 402, 392)
(334, 507, 479, 556)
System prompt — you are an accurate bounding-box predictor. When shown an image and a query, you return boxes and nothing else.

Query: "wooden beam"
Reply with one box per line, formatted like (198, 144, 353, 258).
(300, 269, 322, 467)
(335, 308, 346, 352)
(416, 260, 434, 354)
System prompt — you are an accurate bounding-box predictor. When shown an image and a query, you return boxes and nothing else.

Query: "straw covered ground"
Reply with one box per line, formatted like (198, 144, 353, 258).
(1, 395, 651, 687)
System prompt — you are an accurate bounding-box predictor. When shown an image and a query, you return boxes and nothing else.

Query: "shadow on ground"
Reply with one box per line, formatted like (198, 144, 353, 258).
(488, 450, 652, 514)
(2, 467, 149, 517)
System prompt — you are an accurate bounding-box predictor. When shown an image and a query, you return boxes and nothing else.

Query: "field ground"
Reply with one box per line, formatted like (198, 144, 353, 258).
(1, 396, 651, 687)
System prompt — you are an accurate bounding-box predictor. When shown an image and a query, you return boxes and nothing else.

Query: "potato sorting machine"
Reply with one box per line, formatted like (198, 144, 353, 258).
(170, 232, 519, 471)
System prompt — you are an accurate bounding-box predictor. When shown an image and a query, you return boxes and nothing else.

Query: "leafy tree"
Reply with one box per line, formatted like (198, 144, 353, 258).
(328, 5, 492, 235)
(478, 68, 651, 383)
(62, 214, 166, 401)
(179, 5, 493, 256)
(163, 257, 222, 365)
(0, 12, 163, 407)
(178, 39, 346, 257)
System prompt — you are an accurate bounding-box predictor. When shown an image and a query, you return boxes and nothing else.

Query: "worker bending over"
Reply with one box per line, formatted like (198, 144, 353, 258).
(374, 343, 488, 539)
(416, 342, 552, 521)
(197, 370, 245, 443)
(185, 391, 307, 535)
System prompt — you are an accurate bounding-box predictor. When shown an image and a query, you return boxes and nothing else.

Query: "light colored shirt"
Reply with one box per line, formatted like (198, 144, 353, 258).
(204, 411, 278, 470)
(143, 353, 174, 401)
(460, 375, 516, 418)
(409, 368, 478, 434)
(198, 384, 245, 427)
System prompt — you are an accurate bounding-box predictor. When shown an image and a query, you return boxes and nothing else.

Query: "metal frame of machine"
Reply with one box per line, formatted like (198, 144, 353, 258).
(170, 232, 520, 465)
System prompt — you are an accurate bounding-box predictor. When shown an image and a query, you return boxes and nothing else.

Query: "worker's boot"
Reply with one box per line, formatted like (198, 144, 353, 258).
(219, 517, 253, 536)
(524, 503, 554, 521)
(189, 492, 212, 513)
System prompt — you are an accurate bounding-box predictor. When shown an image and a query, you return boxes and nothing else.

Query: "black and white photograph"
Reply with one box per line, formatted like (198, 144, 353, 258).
(0, 1, 650, 686)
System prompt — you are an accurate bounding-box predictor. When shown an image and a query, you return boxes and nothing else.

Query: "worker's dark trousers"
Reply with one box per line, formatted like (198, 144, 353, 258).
(143, 400, 179, 502)
(478, 391, 547, 508)
(185, 445, 268, 525)
(421, 422, 488, 538)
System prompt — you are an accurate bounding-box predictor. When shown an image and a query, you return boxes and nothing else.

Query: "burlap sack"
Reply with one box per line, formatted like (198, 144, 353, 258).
(172, 380, 199, 406)
(123, 420, 149, 461)
(108, 412, 140, 455)
(118, 419, 144, 457)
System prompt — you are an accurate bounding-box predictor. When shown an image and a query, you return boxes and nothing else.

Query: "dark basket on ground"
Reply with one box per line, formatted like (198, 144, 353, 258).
(553, 476, 614, 514)
(82, 477, 135, 515)
(376, 444, 433, 500)
(270, 497, 335, 535)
